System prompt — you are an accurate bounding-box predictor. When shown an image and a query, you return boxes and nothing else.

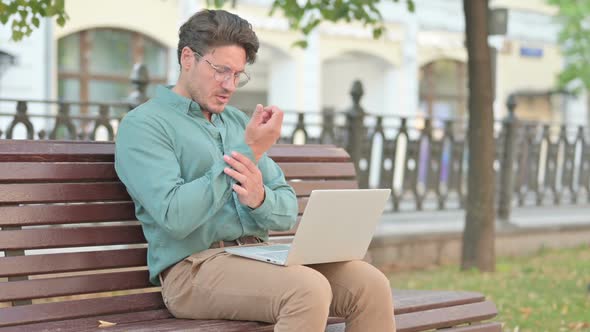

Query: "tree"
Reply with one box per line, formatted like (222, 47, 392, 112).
(0, 0, 68, 41)
(546, 0, 590, 120)
(209, 0, 415, 47)
(460, 0, 495, 272)
(3, 0, 497, 271)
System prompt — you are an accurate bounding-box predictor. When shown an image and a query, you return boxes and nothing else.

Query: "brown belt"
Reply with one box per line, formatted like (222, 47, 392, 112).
(209, 235, 262, 248)
(160, 235, 262, 282)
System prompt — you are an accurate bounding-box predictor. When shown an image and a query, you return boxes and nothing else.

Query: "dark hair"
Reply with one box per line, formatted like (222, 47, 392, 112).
(177, 9, 259, 65)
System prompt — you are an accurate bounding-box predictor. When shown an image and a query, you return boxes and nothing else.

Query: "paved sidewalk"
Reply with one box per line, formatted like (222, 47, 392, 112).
(376, 204, 590, 236)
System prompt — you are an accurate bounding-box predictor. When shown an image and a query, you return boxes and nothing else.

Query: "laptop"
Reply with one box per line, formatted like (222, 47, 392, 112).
(225, 189, 390, 266)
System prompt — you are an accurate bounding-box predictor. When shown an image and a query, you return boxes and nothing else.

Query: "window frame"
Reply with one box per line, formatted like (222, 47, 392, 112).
(419, 59, 467, 120)
(58, 28, 169, 113)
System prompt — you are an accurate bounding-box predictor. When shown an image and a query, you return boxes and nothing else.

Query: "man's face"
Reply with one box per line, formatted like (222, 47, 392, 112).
(185, 45, 247, 115)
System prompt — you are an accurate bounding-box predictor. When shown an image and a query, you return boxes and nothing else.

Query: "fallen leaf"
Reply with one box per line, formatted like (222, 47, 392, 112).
(568, 322, 590, 330)
(98, 320, 117, 328)
(519, 307, 532, 319)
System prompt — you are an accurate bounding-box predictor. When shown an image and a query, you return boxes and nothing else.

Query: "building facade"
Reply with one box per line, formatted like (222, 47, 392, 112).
(0, 0, 586, 134)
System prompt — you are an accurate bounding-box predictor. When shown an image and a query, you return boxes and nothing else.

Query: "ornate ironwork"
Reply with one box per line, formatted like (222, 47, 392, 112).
(2, 80, 589, 215)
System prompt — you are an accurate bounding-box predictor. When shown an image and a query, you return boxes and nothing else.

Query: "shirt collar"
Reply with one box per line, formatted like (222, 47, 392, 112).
(154, 85, 206, 118)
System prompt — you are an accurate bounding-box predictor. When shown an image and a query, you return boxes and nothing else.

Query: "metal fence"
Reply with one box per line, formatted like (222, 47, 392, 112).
(2, 78, 590, 218)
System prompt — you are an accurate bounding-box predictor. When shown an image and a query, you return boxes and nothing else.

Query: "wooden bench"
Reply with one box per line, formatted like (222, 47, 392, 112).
(0, 139, 501, 331)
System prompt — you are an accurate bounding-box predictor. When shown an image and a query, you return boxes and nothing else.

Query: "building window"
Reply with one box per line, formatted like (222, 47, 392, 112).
(419, 59, 467, 120)
(58, 28, 168, 115)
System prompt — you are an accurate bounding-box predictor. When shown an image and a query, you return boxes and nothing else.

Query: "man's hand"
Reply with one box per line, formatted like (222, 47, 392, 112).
(245, 104, 284, 161)
(223, 151, 265, 209)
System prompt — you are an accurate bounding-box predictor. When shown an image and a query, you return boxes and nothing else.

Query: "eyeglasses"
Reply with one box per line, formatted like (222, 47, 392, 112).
(193, 51, 250, 88)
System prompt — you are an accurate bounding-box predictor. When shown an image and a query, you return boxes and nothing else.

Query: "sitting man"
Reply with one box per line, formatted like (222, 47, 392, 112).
(115, 9, 395, 332)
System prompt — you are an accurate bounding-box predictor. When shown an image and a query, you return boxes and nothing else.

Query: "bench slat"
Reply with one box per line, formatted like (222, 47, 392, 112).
(0, 225, 145, 250)
(0, 202, 136, 227)
(268, 144, 351, 162)
(0, 248, 147, 277)
(392, 289, 485, 314)
(326, 301, 498, 332)
(394, 300, 498, 332)
(0, 162, 118, 182)
(289, 180, 358, 196)
(14, 317, 345, 332)
(0, 161, 353, 183)
(0, 199, 302, 227)
(431, 322, 502, 332)
(0, 270, 153, 302)
(0, 141, 348, 163)
(0, 140, 115, 162)
(0, 182, 349, 204)
(0, 292, 164, 327)
(278, 162, 356, 179)
(1, 309, 173, 332)
(0, 224, 297, 250)
(0, 183, 130, 203)
(84, 317, 275, 332)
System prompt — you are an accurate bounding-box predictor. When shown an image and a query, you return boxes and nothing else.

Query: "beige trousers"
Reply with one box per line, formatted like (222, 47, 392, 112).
(160, 248, 396, 332)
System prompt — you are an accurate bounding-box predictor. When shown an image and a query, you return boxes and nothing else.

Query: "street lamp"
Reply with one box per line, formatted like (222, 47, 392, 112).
(488, 7, 508, 100)
(0, 50, 16, 76)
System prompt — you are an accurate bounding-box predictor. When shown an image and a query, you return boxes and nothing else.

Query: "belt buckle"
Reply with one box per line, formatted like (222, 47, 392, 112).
(235, 236, 261, 246)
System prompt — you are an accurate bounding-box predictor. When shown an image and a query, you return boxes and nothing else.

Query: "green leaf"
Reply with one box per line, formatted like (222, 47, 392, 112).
(8, 1, 18, 12)
(56, 15, 66, 27)
(291, 40, 308, 49)
(19, 9, 28, 20)
(551, 0, 590, 90)
(1, 0, 67, 41)
(13, 30, 24, 41)
(301, 18, 321, 35)
(407, 0, 415, 12)
(373, 26, 384, 39)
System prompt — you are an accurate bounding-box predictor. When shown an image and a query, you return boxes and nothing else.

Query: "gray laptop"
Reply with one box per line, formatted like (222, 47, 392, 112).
(225, 189, 390, 266)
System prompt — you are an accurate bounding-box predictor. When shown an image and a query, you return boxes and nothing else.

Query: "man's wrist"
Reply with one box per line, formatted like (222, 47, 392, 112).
(246, 143, 263, 162)
(249, 188, 266, 209)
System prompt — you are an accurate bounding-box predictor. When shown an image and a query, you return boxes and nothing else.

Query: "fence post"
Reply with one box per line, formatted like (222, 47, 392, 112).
(497, 93, 518, 222)
(126, 63, 150, 110)
(320, 107, 335, 145)
(345, 80, 365, 177)
(6, 101, 34, 139)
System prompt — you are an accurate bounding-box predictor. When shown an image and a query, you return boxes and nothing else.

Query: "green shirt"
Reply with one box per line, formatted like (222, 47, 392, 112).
(115, 85, 298, 285)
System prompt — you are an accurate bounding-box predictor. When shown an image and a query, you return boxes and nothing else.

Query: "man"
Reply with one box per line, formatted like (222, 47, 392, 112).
(115, 9, 395, 332)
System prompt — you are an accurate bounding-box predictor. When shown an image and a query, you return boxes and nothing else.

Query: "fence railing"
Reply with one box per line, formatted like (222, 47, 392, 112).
(2, 80, 589, 218)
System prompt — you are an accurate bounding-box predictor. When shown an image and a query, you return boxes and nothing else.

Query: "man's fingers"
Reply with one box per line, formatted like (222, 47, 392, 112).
(255, 104, 264, 114)
(261, 110, 272, 124)
(266, 108, 284, 126)
(252, 104, 264, 121)
(223, 155, 248, 173)
(232, 183, 247, 196)
(230, 151, 258, 172)
(223, 167, 247, 183)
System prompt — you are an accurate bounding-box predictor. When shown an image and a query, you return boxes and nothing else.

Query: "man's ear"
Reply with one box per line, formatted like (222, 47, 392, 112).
(179, 47, 195, 72)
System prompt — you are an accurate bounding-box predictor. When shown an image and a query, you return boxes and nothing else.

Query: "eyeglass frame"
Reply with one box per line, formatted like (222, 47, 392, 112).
(192, 50, 251, 88)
